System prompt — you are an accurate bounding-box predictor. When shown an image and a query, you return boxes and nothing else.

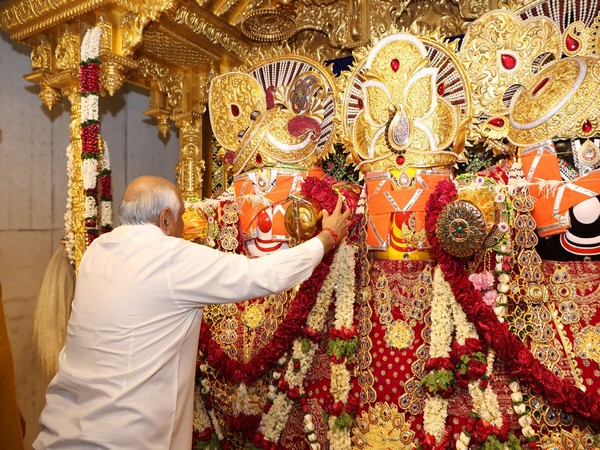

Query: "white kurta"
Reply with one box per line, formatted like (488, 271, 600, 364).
(34, 224, 324, 449)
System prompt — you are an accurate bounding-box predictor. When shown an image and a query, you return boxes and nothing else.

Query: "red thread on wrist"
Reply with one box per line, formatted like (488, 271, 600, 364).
(322, 227, 339, 246)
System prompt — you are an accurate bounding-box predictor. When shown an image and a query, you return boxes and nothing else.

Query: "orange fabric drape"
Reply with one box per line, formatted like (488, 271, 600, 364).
(521, 142, 600, 237)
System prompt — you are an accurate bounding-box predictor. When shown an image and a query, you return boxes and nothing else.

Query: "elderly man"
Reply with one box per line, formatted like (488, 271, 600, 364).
(34, 175, 350, 449)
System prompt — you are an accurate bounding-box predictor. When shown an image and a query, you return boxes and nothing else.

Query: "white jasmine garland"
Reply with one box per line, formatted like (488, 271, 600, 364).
(424, 396, 448, 441)
(81, 94, 99, 123)
(468, 382, 503, 427)
(328, 415, 352, 450)
(330, 362, 351, 404)
(333, 243, 356, 329)
(84, 196, 97, 218)
(63, 144, 76, 265)
(82, 158, 98, 190)
(208, 408, 224, 440)
(509, 380, 536, 440)
(430, 267, 453, 357)
(424, 267, 452, 442)
(100, 201, 112, 227)
(193, 386, 212, 432)
(81, 26, 101, 61)
(258, 392, 293, 441)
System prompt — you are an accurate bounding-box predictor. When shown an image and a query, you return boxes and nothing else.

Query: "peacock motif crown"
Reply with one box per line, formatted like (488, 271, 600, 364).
(209, 54, 337, 176)
(338, 33, 473, 174)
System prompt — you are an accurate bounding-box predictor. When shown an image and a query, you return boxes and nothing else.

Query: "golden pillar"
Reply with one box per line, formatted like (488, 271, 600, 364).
(175, 115, 206, 201)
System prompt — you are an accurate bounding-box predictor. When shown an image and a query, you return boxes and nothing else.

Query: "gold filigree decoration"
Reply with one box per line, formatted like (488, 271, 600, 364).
(240, 7, 297, 42)
(209, 54, 337, 175)
(203, 290, 294, 363)
(539, 425, 600, 450)
(30, 36, 51, 71)
(136, 57, 184, 113)
(459, 10, 562, 118)
(339, 31, 471, 173)
(176, 118, 205, 200)
(436, 200, 487, 258)
(352, 402, 417, 449)
(39, 83, 61, 110)
(1, 0, 107, 40)
(140, 24, 216, 66)
(508, 57, 600, 146)
(55, 29, 79, 71)
(574, 325, 600, 364)
(171, 5, 250, 60)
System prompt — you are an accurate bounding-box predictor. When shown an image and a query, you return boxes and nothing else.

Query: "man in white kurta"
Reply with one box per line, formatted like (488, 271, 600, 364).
(34, 176, 349, 449)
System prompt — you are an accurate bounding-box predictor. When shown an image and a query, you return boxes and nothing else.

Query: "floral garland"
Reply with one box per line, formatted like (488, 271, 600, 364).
(80, 26, 112, 246)
(256, 242, 358, 448)
(64, 144, 76, 264)
(424, 178, 600, 425)
(198, 251, 334, 384)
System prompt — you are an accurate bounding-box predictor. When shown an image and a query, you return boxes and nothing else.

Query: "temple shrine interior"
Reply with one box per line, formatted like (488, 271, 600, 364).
(1, 0, 600, 448)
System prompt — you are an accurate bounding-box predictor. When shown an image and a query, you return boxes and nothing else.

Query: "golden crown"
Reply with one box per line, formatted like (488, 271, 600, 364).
(337, 33, 472, 174)
(209, 54, 337, 175)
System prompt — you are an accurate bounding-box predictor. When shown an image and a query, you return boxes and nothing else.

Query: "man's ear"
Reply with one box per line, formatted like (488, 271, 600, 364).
(159, 208, 173, 235)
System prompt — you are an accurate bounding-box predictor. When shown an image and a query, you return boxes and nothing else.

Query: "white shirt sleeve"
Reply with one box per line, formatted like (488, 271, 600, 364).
(168, 237, 324, 307)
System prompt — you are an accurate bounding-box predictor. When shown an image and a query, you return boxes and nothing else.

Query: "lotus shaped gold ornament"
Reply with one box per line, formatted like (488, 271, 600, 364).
(351, 35, 460, 172)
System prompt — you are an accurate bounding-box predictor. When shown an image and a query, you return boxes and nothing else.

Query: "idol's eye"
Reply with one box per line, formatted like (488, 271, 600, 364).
(572, 196, 600, 224)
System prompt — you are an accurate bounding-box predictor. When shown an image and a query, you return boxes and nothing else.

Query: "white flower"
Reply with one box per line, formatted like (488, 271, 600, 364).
(84, 195, 98, 218)
(82, 158, 98, 190)
(456, 441, 468, 450)
(513, 403, 527, 415)
(509, 381, 521, 392)
(510, 392, 523, 403)
(81, 94, 99, 123)
(518, 415, 532, 428)
(522, 426, 536, 438)
(100, 201, 112, 227)
(424, 396, 449, 441)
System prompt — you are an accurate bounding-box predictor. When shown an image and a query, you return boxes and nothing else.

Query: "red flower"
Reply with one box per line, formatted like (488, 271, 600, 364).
(198, 251, 336, 384)
(425, 180, 600, 424)
(287, 386, 300, 400)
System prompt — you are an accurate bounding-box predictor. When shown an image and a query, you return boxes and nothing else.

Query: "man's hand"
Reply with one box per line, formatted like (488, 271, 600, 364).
(317, 195, 352, 253)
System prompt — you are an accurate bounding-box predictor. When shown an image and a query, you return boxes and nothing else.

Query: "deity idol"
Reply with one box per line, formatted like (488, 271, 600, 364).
(417, 3, 600, 449)
(190, 52, 363, 450)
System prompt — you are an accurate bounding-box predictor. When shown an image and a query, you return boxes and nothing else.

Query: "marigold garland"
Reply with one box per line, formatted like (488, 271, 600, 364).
(424, 178, 600, 425)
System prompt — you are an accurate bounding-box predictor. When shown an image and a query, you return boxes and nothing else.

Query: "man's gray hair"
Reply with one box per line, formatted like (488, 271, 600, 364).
(117, 181, 182, 226)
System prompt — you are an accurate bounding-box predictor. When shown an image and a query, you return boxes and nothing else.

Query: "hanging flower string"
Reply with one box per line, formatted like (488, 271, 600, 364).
(424, 178, 600, 425)
(99, 138, 113, 233)
(80, 26, 111, 245)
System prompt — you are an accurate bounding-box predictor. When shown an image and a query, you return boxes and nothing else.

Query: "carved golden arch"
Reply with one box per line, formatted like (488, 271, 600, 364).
(0, 0, 534, 270)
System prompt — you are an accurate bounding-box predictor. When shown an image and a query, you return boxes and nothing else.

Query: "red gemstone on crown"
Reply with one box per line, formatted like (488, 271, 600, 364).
(391, 59, 400, 72)
(357, 98, 364, 109)
(566, 34, 580, 52)
(256, 153, 263, 164)
(489, 117, 505, 127)
(532, 77, 549, 96)
(582, 119, 593, 134)
(500, 54, 517, 70)
(396, 155, 405, 165)
(231, 104, 240, 117)
(437, 83, 445, 95)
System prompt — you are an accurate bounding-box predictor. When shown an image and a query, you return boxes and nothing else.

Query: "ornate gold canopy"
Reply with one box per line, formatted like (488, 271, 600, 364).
(0, 0, 533, 270)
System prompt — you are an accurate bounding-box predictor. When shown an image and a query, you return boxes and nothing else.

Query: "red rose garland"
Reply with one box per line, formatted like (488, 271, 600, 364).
(80, 27, 112, 243)
(199, 250, 335, 384)
(424, 179, 600, 425)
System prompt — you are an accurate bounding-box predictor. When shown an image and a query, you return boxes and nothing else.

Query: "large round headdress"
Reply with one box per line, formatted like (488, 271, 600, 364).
(338, 33, 473, 174)
(209, 54, 337, 175)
